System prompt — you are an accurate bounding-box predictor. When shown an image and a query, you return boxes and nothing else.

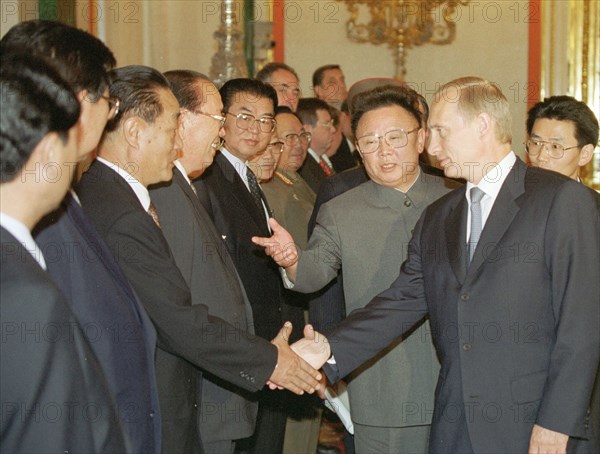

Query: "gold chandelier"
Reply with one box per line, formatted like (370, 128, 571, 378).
(339, 0, 470, 79)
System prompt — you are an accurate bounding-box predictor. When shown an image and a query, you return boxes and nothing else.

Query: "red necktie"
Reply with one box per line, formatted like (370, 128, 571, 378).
(319, 159, 332, 177)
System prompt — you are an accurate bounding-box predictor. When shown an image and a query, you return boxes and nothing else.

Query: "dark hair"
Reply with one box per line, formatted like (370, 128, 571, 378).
(415, 93, 429, 128)
(104, 65, 172, 133)
(219, 78, 277, 114)
(164, 69, 211, 111)
(296, 98, 332, 126)
(312, 64, 341, 88)
(0, 20, 116, 100)
(255, 62, 299, 83)
(527, 95, 599, 147)
(351, 86, 422, 136)
(275, 106, 294, 116)
(1, 52, 80, 183)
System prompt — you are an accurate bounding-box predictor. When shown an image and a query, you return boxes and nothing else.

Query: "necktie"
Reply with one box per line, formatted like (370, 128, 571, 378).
(147, 202, 161, 228)
(246, 167, 264, 211)
(468, 187, 485, 263)
(319, 159, 332, 177)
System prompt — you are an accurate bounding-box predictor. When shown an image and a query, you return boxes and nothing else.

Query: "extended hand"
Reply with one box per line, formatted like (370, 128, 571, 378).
(252, 218, 299, 269)
(528, 424, 569, 454)
(268, 322, 322, 395)
(291, 324, 331, 370)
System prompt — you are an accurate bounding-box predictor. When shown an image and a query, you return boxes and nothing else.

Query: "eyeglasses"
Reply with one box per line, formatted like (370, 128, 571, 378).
(256, 141, 285, 156)
(282, 131, 312, 146)
(317, 119, 335, 130)
(356, 127, 420, 154)
(211, 136, 225, 150)
(525, 139, 579, 159)
(99, 95, 120, 120)
(187, 110, 226, 127)
(270, 83, 301, 100)
(226, 112, 276, 133)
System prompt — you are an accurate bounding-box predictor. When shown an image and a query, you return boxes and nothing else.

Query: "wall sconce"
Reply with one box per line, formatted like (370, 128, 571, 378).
(339, 0, 470, 79)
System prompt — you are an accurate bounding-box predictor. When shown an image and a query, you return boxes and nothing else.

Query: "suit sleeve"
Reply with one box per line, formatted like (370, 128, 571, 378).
(535, 183, 600, 437)
(106, 210, 277, 392)
(324, 212, 430, 382)
(294, 203, 343, 293)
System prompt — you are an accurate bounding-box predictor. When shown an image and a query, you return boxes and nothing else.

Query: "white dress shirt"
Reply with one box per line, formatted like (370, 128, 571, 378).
(465, 151, 517, 242)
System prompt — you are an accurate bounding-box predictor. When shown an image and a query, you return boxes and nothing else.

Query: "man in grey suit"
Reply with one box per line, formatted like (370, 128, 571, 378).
(259, 77, 600, 453)
(257, 85, 458, 452)
(150, 70, 272, 453)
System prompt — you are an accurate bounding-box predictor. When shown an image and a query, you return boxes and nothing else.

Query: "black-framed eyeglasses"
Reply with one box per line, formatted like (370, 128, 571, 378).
(356, 127, 420, 154)
(524, 139, 579, 159)
(187, 110, 226, 127)
(282, 131, 312, 146)
(211, 136, 225, 150)
(99, 95, 120, 120)
(226, 112, 276, 133)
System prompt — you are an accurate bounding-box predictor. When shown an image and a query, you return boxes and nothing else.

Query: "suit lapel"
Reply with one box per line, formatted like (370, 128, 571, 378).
(468, 159, 526, 274)
(445, 188, 468, 285)
(215, 154, 269, 233)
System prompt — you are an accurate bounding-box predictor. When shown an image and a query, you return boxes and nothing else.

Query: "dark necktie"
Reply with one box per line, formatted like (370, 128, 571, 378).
(147, 202, 161, 228)
(246, 167, 264, 211)
(468, 187, 485, 263)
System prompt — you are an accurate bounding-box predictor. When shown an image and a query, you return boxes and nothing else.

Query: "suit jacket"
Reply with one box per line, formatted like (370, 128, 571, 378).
(305, 167, 369, 333)
(77, 160, 277, 453)
(34, 193, 160, 453)
(298, 152, 330, 195)
(295, 174, 456, 427)
(194, 153, 305, 341)
(150, 167, 260, 444)
(0, 228, 126, 453)
(330, 137, 359, 173)
(324, 158, 600, 453)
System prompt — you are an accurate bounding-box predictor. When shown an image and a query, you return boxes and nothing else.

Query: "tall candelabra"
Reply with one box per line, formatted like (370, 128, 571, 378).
(339, 0, 470, 79)
(210, 0, 248, 87)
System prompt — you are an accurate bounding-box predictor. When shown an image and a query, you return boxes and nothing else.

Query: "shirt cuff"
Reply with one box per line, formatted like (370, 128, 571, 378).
(280, 267, 295, 289)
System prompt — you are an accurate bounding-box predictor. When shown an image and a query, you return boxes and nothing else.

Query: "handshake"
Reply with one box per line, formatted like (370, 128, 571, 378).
(267, 322, 331, 396)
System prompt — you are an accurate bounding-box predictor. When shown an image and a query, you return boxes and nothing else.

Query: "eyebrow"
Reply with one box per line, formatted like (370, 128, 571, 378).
(531, 132, 565, 141)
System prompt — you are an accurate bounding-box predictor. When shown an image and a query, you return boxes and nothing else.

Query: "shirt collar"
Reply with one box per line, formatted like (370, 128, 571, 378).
(307, 147, 322, 163)
(0, 212, 47, 269)
(466, 151, 516, 202)
(96, 156, 151, 211)
(174, 160, 192, 186)
(220, 148, 249, 186)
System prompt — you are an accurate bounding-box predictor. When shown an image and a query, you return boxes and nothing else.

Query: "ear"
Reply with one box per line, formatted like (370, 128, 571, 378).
(477, 112, 493, 138)
(32, 132, 61, 165)
(416, 127, 426, 155)
(577, 143, 595, 167)
(123, 116, 143, 149)
(314, 85, 323, 99)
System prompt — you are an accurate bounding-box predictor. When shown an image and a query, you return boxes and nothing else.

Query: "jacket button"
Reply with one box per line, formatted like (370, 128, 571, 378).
(460, 293, 469, 301)
(404, 199, 412, 207)
(462, 343, 472, 351)
(150, 412, 155, 418)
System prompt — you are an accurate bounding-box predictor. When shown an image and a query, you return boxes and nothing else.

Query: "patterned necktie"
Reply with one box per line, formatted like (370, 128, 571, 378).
(468, 187, 485, 263)
(246, 167, 264, 211)
(319, 159, 332, 176)
(147, 201, 161, 228)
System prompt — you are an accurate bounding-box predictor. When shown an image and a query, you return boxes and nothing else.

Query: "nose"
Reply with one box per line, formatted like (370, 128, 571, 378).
(248, 118, 261, 133)
(379, 137, 394, 156)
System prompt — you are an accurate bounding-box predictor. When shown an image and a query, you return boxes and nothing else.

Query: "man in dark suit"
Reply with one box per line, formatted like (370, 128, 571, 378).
(259, 77, 600, 453)
(150, 69, 267, 453)
(526, 95, 600, 447)
(296, 98, 337, 193)
(76, 67, 321, 453)
(1, 20, 161, 452)
(195, 78, 307, 454)
(1, 52, 125, 453)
